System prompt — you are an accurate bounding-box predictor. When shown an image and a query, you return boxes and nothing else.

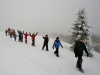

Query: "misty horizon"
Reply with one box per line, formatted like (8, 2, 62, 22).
(0, 0, 100, 35)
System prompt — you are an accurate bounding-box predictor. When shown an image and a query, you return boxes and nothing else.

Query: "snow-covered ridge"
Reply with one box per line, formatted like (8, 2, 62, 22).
(0, 31, 100, 75)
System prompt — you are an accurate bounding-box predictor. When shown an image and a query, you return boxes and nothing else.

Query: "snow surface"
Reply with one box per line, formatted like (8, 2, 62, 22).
(0, 31, 100, 75)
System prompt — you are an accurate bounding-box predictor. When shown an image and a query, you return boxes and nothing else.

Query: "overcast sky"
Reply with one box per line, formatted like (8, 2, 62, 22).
(0, 0, 100, 35)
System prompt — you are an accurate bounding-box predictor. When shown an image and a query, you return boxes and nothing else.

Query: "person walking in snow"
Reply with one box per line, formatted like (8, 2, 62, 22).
(52, 37, 63, 57)
(74, 37, 89, 71)
(13, 33, 17, 41)
(12, 30, 17, 41)
(18, 30, 21, 41)
(30, 32, 38, 46)
(5, 29, 8, 36)
(20, 31, 23, 42)
(18, 30, 23, 42)
(42, 35, 49, 51)
(23, 32, 29, 44)
(18, 30, 20, 41)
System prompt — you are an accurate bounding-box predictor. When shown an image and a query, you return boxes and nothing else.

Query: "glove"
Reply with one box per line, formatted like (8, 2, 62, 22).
(75, 54, 77, 58)
(87, 53, 89, 57)
(61, 46, 63, 48)
(52, 47, 54, 49)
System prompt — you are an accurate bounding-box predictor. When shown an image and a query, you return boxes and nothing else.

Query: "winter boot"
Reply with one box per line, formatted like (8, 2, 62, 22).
(56, 54, 59, 57)
(54, 51, 56, 54)
(77, 58, 83, 69)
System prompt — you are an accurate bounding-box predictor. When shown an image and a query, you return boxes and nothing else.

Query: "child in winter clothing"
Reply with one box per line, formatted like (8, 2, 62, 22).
(12, 29, 17, 41)
(23, 32, 29, 43)
(18, 31, 23, 42)
(42, 35, 49, 51)
(30, 32, 38, 46)
(20, 31, 23, 42)
(52, 37, 63, 57)
(13, 33, 17, 41)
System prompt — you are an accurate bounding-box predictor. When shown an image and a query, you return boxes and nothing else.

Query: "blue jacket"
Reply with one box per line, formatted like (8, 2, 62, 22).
(53, 40, 63, 48)
(13, 34, 17, 38)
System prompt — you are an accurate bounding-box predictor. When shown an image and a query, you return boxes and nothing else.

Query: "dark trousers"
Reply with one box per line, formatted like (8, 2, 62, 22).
(76, 56, 83, 69)
(10, 34, 12, 38)
(54, 48, 59, 56)
(14, 37, 16, 41)
(42, 43, 48, 51)
(32, 40, 35, 46)
(21, 38, 23, 42)
(18, 37, 20, 41)
(25, 39, 27, 43)
(6, 33, 7, 36)
(18, 37, 23, 42)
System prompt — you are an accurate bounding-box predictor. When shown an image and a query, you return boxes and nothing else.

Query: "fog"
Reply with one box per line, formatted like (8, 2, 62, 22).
(0, 0, 100, 35)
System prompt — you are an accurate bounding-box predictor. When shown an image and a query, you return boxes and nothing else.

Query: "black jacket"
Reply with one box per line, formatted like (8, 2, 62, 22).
(18, 31, 23, 39)
(43, 37, 49, 44)
(74, 41, 88, 56)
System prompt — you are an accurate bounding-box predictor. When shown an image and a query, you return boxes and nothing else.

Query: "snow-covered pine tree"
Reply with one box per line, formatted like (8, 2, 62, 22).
(71, 8, 94, 57)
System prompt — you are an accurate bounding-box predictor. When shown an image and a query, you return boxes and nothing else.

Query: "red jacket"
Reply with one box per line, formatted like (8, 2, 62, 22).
(8, 28, 10, 32)
(24, 34, 29, 39)
(30, 33, 37, 40)
(10, 31, 12, 35)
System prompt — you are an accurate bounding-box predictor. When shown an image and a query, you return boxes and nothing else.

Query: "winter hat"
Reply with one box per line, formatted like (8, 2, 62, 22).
(79, 37, 84, 40)
(56, 37, 59, 39)
(46, 34, 48, 36)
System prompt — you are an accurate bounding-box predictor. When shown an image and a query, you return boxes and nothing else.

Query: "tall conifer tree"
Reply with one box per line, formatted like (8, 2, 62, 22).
(71, 8, 93, 57)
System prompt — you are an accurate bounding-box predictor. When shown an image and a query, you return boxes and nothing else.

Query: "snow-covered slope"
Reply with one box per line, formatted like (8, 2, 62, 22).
(0, 31, 100, 75)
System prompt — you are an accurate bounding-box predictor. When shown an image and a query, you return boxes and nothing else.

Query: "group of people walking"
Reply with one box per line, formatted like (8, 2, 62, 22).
(5, 28, 17, 40)
(5, 27, 63, 57)
(5, 27, 89, 72)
